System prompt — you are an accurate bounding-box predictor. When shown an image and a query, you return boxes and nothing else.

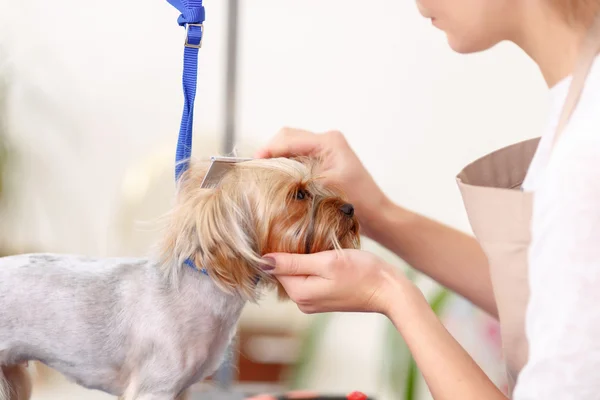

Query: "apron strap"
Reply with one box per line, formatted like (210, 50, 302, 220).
(552, 12, 600, 150)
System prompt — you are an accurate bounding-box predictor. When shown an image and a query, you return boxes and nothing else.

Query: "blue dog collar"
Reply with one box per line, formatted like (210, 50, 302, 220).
(184, 258, 261, 285)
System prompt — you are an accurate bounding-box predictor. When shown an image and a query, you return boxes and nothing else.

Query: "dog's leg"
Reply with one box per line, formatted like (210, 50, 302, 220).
(119, 384, 184, 400)
(123, 394, 180, 400)
(175, 389, 189, 400)
(0, 365, 32, 400)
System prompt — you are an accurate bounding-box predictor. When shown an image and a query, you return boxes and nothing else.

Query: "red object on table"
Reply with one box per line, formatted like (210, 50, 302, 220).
(346, 392, 368, 400)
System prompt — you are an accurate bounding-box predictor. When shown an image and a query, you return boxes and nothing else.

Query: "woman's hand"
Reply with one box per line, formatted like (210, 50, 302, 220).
(261, 249, 507, 400)
(249, 248, 407, 400)
(254, 128, 389, 238)
(255, 127, 497, 317)
(262, 249, 407, 315)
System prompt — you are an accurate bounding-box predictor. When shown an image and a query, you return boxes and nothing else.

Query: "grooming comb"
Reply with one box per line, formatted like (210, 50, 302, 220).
(200, 156, 253, 188)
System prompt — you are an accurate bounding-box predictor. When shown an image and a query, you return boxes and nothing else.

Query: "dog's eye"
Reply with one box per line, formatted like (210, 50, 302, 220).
(295, 189, 308, 200)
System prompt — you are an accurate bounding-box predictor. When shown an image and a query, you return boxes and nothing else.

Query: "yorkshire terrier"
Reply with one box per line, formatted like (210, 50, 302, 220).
(0, 157, 360, 400)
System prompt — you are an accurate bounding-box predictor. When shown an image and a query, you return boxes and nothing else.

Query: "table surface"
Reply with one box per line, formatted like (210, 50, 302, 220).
(189, 390, 247, 400)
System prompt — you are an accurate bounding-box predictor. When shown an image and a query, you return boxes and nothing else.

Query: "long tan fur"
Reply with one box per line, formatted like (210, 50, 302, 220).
(157, 156, 360, 301)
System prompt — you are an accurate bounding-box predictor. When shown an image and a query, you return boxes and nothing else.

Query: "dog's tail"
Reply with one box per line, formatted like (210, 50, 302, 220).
(0, 365, 32, 400)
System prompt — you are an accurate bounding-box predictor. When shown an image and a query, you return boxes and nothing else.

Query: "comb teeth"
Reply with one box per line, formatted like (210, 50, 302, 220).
(200, 156, 253, 188)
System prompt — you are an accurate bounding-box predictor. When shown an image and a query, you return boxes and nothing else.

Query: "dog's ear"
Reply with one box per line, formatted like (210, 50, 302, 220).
(158, 161, 263, 301)
(157, 160, 210, 278)
(193, 190, 264, 301)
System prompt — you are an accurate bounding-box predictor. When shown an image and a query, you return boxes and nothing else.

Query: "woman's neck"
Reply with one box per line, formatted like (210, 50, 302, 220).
(511, 6, 587, 88)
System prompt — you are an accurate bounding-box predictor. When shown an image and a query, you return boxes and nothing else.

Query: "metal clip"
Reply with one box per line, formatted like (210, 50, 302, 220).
(184, 23, 204, 49)
(200, 156, 252, 188)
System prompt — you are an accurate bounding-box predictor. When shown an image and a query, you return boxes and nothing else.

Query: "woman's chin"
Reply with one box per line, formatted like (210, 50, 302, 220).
(446, 33, 498, 55)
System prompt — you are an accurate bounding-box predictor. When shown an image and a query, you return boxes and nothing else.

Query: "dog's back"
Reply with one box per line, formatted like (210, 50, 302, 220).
(0, 254, 148, 395)
(0, 253, 248, 398)
(0, 254, 128, 357)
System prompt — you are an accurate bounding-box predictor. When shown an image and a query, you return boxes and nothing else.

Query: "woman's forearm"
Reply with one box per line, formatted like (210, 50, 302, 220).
(384, 275, 507, 400)
(365, 198, 497, 317)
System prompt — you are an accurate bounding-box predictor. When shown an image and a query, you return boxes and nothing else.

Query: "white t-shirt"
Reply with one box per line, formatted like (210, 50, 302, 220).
(514, 57, 600, 399)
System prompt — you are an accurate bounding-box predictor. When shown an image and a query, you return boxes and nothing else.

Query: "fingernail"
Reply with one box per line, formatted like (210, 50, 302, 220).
(254, 150, 270, 159)
(260, 256, 276, 271)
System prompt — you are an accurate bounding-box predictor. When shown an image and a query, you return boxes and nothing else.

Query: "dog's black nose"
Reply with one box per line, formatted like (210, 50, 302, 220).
(340, 203, 354, 217)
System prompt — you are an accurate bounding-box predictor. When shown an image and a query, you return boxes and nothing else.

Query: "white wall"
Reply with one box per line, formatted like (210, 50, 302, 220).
(0, 0, 230, 253)
(236, 0, 550, 228)
(0, 0, 552, 398)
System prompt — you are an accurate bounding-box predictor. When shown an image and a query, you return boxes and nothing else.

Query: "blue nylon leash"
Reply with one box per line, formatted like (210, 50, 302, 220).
(167, 0, 208, 276)
(166, 0, 259, 286)
(167, 0, 205, 182)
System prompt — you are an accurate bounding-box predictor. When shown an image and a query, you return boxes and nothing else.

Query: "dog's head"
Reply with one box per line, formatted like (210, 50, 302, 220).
(158, 157, 360, 301)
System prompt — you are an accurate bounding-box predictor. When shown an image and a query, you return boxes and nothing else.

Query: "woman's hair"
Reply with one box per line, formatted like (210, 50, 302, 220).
(555, 0, 600, 26)
(552, 3, 600, 142)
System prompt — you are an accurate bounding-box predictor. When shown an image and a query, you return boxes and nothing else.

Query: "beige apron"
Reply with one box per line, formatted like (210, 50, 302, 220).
(453, 16, 600, 396)
(456, 137, 537, 393)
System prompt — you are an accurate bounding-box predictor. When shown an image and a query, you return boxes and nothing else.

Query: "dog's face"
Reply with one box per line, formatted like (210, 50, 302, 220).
(159, 157, 360, 301)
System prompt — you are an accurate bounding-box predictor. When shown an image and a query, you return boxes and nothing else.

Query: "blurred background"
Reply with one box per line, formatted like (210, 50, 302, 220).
(0, 0, 552, 399)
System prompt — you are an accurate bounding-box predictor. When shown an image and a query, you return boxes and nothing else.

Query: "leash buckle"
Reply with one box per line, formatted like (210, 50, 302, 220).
(184, 23, 204, 49)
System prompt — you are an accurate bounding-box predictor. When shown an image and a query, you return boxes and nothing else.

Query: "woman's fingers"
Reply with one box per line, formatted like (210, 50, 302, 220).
(254, 127, 322, 159)
(275, 274, 328, 308)
(262, 251, 336, 278)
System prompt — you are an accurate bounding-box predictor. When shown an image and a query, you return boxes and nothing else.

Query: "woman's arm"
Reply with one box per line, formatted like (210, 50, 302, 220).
(262, 250, 504, 399)
(255, 127, 496, 317)
(368, 198, 497, 318)
(383, 274, 507, 400)
(248, 252, 506, 400)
